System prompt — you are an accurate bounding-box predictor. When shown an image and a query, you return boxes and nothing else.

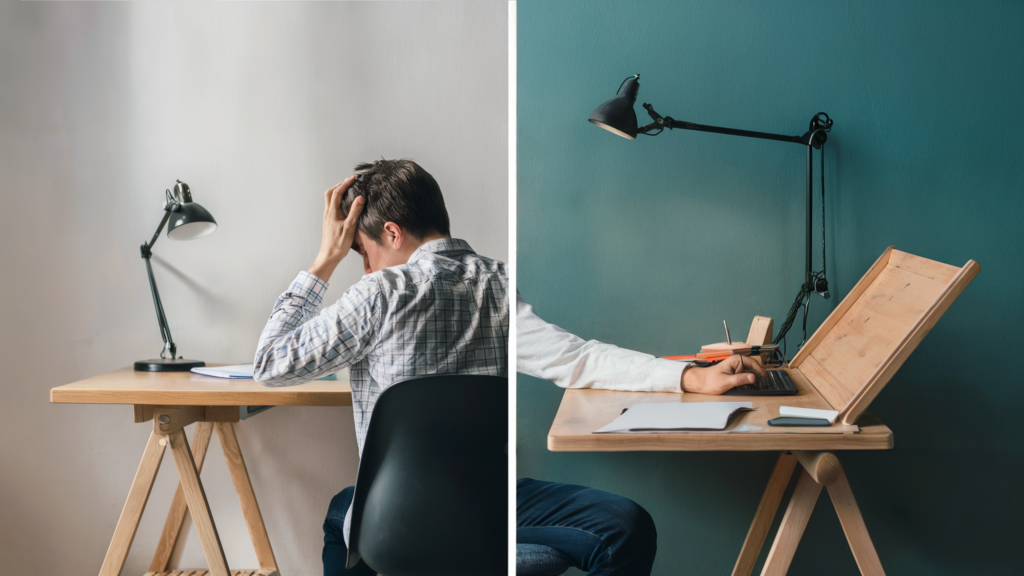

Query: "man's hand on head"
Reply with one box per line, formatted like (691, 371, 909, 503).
(679, 354, 768, 394)
(308, 176, 365, 283)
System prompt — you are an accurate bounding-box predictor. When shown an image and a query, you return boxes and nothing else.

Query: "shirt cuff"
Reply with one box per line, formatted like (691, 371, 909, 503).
(290, 270, 330, 307)
(649, 358, 689, 393)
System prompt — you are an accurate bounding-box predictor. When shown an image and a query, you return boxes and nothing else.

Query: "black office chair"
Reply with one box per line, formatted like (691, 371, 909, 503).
(346, 374, 507, 576)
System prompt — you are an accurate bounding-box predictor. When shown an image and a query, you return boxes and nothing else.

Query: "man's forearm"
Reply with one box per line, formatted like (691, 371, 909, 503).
(254, 272, 381, 387)
(307, 259, 338, 284)
(515, 293, 686, 393)
(253, 271, 331, 386)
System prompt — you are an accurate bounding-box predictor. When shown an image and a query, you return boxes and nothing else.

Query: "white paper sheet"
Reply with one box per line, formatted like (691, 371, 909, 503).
(191, 364, 255, 379)
(190, 364, 348, 381)
(594, 402, 754, 433)
(779, 405, 839, 424)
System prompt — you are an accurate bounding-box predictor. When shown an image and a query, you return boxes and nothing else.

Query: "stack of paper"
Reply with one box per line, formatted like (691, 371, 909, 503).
(595, 402, 755, 434)
(190, 364, 345, 381)
(191, 365, 255, 379)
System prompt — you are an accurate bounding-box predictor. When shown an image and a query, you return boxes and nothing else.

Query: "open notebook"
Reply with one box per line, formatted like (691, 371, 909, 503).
(595, 402, 757, 433)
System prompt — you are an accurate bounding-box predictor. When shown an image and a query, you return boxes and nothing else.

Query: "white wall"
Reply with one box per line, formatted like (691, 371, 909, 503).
(0, 2, 507, 573)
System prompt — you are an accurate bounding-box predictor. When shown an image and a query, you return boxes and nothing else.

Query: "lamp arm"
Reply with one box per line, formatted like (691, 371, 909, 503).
(140, 209, 178, 359)
(634, 102, 837, 352)
(638, 103, 829, 147)
(146, 206, 173, 252)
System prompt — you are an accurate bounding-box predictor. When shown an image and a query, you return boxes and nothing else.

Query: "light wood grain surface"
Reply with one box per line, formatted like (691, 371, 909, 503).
(547, 368, 893, 451)
(760, 470, 823, 576)
(827, 461, 886, 575)
(790, 248, 979, 425)
(99, 431, 166, 576)
(50, 366, 352, 406)
(216, 422, 277, 571)
(168, 429, 230, 576)
(151, 423, 214, 573)
(143, 565, 280, 569)
(731, 452, 797, 576)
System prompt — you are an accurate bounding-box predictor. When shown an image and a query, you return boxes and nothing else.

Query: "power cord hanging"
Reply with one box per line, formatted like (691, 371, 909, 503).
(772, 115, 831, 363)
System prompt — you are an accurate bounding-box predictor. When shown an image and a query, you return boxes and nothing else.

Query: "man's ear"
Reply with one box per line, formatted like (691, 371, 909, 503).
(382, 222, 403, 250)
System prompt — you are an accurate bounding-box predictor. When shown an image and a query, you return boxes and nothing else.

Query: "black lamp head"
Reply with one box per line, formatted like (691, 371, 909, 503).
(588, 74, 641, 139)
(167, 180, 217, 240)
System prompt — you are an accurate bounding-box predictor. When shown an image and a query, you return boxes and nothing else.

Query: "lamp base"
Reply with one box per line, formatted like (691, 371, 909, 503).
(134, 358, 206, 372)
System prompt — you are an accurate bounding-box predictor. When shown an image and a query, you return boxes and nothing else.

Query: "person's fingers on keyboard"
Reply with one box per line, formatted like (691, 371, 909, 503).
(703, 361, 756, 394)
(727, 355, 766, 378)
(740, 355, 768, 377)
(714, 372, 756, 393)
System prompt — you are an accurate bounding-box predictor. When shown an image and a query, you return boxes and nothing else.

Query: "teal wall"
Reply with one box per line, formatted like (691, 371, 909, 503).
(517, 1, 1023, 574)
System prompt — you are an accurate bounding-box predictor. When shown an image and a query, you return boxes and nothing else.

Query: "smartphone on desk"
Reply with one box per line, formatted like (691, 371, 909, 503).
(767, 417, 831, 427)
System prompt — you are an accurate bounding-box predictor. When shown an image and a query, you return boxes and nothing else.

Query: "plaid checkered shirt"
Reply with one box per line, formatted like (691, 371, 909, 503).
(254, 238, 508, 456)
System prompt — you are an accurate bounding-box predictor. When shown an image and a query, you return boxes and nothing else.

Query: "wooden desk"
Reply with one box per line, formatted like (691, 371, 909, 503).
(544, 248, 981, 576)
(548, 368, 892, 452)
(51, 367, 353, 576)
(548, 379, 893, 576)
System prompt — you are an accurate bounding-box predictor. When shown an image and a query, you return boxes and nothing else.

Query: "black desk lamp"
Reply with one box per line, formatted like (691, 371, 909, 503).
(134, 181, 217, 372)
(589, 74, 834, 351)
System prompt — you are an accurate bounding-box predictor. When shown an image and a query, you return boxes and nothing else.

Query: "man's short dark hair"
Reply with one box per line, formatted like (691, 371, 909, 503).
(341, 159, 450, 243)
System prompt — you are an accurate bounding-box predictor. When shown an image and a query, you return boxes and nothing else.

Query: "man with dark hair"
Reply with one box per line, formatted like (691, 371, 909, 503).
(254, 159, 508, 576)
(342, 159, 450, 243)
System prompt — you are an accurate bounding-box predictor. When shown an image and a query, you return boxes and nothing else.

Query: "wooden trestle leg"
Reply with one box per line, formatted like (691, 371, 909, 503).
(167, 427, 231, 576)
(760, 470, 823, 576)
(732, 451, 886, 576)
(216, 421, 278, 571)
(150, 422, 214, 572)
(731, 452, 798, 576)
(99, 431, 166, 576)
(827, 462, 885, 576)
(98, 407, 280, 576)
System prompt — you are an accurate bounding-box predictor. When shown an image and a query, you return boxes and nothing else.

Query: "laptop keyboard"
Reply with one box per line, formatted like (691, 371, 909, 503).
(723, 369, 798, 396)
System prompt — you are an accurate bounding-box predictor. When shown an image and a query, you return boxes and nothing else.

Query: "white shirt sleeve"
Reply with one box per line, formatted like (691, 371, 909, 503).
(515, 291, 689, 393)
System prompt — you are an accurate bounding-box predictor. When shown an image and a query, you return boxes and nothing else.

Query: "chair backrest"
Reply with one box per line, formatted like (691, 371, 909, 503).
(347, 374, 508, 576)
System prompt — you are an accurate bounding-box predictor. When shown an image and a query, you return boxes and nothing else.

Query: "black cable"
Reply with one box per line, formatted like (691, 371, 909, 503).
(774, 283, 810, 348)
(773, 135, 829, 359)
(820, 141, 826, 280)
(800, 287, 811, 347)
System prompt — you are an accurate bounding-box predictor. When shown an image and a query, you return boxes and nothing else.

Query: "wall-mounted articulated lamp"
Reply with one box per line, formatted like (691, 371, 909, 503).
(134, 180, 218, 371)
(590, 74, 834, 351)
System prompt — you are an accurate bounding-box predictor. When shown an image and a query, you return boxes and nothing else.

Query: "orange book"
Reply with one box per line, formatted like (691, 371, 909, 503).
(662, 353, 731, 362)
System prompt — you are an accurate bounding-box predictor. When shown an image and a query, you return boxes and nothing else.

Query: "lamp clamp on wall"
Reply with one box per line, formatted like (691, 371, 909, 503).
(134, 181, 218, 372)
(589, 74, 835, 356)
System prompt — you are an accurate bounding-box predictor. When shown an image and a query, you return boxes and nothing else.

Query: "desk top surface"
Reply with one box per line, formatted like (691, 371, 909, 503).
(50, 366, 353, 407)
(547, 367, 893, 452)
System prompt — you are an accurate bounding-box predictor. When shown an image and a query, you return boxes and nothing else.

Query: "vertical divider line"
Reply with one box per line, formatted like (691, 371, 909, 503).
(507, 1, 518, 573)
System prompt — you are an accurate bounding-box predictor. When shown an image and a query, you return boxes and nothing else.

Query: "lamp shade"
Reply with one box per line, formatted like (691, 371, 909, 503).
(167, 201, 217, 240)
(588, 75, 640, 139)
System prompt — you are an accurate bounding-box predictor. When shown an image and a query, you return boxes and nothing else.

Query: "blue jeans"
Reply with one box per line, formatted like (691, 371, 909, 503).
(326, 479, 656, 576)
(517, 478, 658, 576)
(323, 486, 377, 576)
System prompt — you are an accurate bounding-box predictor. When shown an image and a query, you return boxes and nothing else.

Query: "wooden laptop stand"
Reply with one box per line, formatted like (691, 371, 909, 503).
(735, 246, 979, 575)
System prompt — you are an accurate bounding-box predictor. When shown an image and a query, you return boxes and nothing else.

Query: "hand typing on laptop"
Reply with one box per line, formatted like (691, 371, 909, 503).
(680, 355, 768, 395)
